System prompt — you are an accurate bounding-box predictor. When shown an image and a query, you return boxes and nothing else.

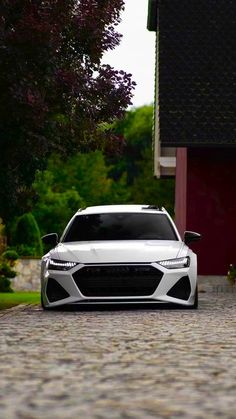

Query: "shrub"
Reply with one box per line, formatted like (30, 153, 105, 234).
(0, 249, 18, 292)
(227, 264, 236, 284)
(2, 250, 18, 262)
(12, 213, 43, 257)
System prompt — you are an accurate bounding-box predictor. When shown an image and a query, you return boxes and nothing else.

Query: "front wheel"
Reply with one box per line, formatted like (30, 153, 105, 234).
(182, 285, 198, 309)
(192, 285, 198, 309)
(41, 292, 50, 310)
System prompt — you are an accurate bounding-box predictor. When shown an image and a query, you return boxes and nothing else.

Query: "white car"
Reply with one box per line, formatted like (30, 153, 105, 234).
(41, 205, 201, 309)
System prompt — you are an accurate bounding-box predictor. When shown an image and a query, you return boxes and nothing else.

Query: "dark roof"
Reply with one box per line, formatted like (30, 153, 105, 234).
(150, 0, 236, 147)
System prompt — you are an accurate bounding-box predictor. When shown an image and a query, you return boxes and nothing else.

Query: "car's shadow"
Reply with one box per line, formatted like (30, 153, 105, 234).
(45, 302, 196, 312)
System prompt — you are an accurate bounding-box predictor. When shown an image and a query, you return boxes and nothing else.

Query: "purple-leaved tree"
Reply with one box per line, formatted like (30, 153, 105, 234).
(0, 0, 136, 222)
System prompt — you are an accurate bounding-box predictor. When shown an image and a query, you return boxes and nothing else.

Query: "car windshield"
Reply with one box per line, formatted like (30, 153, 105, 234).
(62, 213, 178, 242)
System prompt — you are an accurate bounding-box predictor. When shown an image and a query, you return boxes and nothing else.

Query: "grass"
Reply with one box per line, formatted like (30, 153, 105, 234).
(0, 292, 40, 311)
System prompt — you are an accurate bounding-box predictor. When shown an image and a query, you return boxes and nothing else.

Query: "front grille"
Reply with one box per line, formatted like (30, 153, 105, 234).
(46, 277, 70, 302)
(72, 265, 163, 297)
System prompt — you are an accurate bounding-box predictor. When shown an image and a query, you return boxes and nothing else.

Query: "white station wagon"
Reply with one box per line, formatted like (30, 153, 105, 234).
(41, 205, 201, 309)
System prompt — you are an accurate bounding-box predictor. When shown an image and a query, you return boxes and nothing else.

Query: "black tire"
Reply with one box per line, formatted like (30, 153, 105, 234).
(191, 285, 198, 309)
(41, 292, 50, 310)
(181, 285, 198, 309)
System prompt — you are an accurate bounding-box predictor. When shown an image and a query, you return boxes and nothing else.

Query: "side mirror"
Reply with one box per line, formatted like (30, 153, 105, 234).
(41, 233, 58, 247)
(184, 231, 201, 245)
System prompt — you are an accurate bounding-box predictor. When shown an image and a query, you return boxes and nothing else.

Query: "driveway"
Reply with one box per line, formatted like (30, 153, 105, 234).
(0, 277, 236, 418)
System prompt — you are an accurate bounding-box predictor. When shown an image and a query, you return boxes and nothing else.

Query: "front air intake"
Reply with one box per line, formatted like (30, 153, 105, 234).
(46, 278, 70, 302)
(167, 276, 191, 301)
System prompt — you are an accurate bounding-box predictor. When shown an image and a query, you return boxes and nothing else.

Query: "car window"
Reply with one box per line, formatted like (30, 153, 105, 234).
(62, 213, 178, 242)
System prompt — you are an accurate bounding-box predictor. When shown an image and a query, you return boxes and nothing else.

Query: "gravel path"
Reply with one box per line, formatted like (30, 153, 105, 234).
(0, 277, 236, 418)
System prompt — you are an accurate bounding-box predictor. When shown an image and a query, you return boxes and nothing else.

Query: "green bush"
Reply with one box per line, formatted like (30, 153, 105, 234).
(2, 250, 18, 261)
(12, 213, 43, 257)
(0, 249, 18, 292)
(227, 264, 236, 284)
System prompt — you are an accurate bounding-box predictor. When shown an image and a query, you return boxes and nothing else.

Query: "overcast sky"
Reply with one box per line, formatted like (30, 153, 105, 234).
(102, 0, 156, 108)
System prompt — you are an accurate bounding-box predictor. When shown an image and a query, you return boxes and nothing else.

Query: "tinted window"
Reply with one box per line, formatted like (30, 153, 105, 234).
(63, 213, 178, 242)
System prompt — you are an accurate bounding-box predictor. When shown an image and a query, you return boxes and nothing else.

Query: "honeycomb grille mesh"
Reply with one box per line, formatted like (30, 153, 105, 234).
(73, 265, 163, 297)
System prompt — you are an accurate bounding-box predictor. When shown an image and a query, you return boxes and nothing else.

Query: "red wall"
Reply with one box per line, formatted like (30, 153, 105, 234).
(176, 148, 236, 275)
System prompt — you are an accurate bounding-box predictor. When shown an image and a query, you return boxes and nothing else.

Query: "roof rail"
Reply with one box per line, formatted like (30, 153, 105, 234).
(142, 205, 160, 210)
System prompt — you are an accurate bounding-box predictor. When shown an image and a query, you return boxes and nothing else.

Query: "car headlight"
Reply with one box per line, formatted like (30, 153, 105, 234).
(48, 259, 78, 271)
(158, 257, 190, 269)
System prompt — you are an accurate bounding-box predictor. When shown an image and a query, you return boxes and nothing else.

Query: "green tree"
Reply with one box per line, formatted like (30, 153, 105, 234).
(131, 148, 175, 215)
(33, 151, 131, 235)
(32, 170, 84, 237)
(110, 105, 175, 213)
(111, 105, 154, 183)
(12, 213, 43, 256)
(32, 105, 175, 240)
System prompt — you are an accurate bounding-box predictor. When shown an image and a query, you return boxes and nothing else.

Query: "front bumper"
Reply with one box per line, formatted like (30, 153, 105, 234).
(41, 261, 197, 308)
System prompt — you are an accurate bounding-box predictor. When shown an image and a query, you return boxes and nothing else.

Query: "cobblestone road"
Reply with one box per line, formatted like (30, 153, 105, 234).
(0, 277, 236, 419)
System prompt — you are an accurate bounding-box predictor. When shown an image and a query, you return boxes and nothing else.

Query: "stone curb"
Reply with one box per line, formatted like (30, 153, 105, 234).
(0, 303, 36, 318)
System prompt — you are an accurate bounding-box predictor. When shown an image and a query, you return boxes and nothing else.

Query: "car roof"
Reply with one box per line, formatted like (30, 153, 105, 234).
(76, 205, 165, 215)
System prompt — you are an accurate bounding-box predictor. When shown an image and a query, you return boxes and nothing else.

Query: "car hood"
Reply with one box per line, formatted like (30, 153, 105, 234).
(53, 241, 187, 264)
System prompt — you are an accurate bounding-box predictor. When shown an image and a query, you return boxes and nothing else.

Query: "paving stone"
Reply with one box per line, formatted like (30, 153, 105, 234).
(0, 277, 236, 418)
